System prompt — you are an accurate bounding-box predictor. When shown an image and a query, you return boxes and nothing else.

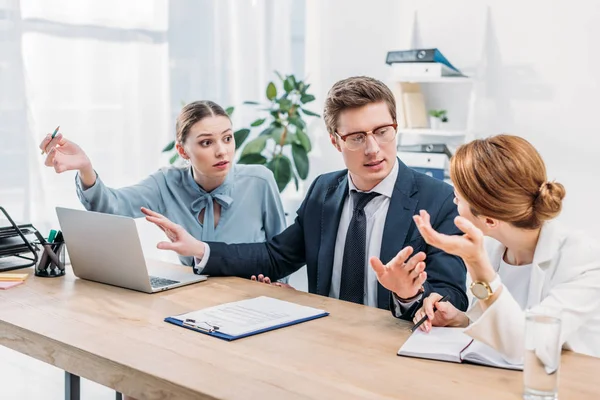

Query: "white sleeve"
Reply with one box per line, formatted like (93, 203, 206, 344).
(193, 243, 211, 274)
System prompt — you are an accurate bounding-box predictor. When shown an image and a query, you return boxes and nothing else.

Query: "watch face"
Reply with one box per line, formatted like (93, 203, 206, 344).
(471, 282, 490, 300)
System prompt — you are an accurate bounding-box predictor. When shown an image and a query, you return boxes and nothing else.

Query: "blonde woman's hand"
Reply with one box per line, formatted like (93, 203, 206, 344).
(250, 274, 295, 289)
(39, 133, 97, 187)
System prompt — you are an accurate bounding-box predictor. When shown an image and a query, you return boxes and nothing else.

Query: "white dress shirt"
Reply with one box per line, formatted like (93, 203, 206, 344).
(329, 160, 398, 307)
(498, 258, 532, 310)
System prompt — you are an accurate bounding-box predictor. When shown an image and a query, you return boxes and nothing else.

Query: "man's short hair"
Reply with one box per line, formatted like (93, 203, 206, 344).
(323, 76, 397, 135)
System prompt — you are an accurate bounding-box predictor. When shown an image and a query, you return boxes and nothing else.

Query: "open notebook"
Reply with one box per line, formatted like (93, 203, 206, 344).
(398, 327, 523, 371)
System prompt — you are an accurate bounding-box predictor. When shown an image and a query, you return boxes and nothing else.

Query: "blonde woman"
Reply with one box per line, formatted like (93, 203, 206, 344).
(412, 134, 600, 362)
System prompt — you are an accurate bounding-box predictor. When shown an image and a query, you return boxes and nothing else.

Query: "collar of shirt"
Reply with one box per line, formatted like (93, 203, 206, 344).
(184, 163, 236, 200)
(347, 158, 398, 199)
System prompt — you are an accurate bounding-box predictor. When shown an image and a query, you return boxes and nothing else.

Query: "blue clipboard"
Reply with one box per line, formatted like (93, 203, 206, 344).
(164, 311, 329, 341)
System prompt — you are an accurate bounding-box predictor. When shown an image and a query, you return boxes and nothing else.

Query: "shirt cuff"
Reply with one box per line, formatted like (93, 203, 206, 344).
(193, 243, 210, 274)
(75, 170, 100, 207)
(392, 292, 423, 317)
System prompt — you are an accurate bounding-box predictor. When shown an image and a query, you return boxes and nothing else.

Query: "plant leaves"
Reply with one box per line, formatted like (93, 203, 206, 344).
(241, 135, 268, 157)
(274, 71, 285, 81)
(259, 126, 275, 136)
(162, 140, 175, 152)
(271, 126, 286, 143)
(266, 82, 277, 101)
(225, 106, 234, 116)
(289, 116, 306, 130)
(278, 99, 292, 112)
(295, 129, 312, 153)
(301, 108, 320, 117)
(283, 77, 294, 93)
(301, 83, 311, 94)
(243, 101, 260, 105)
(238, 153, 267, 165)
(234, 128, 251, 149)
(292, 143, 309, 179)
(267, 155, 292, 192)
(292, 172, 299, 191)
(250, 118, 266, 127)
(169, 153, 180, 165)
(300, 94, 315, 104)
(289, 75, 298, 89)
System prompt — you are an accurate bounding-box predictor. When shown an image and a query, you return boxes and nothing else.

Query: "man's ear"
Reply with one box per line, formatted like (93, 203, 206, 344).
(329, 134, 342, 152)
(175, 142, 189, 160)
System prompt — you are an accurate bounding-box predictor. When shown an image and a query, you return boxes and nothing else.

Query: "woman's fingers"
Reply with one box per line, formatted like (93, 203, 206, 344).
(141, 207, 164, 218)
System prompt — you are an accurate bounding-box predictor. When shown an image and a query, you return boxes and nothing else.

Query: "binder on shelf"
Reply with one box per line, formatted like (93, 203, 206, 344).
(386, 48, 465, 78)
(391, 62, 463, 79)
(165, 296, 329, 341)
(402, 92, 428, 129)
(398, 143, 453, 158)
(386, 48, 459, 70)
(398, 151, 448, 181)
(390, 82, 428, 129)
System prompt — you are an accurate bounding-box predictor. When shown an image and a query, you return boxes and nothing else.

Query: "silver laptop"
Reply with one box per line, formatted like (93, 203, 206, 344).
(56, 207, 206, 293)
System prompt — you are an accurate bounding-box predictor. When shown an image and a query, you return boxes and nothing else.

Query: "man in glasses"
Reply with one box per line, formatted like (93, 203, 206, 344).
(144, 76, 468, 319)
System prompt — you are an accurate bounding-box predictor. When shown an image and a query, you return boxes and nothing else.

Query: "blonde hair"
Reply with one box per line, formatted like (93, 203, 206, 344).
(450, 134, 565, 229)
(323, 76, 396, 135)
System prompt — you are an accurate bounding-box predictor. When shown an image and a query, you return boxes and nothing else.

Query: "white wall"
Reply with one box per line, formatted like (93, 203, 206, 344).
(304, 0, 404, 181)
(305, 0, 600, 240)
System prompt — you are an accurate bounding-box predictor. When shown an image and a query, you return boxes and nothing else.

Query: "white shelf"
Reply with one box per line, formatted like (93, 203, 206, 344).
(399, 129, 466, 137)
(394, 76, 473, 84)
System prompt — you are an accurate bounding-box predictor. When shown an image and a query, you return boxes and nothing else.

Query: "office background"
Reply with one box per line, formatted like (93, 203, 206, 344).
(3, 0, 599, 245)
(1, 0, 600, 398)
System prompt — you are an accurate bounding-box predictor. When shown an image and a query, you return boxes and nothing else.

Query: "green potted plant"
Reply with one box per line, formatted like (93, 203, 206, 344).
(428, 109, 448, 130)
(235, 72, 319, 192)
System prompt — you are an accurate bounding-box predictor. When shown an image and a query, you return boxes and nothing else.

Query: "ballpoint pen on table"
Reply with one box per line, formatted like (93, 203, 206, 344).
(410, 295, 450, 333)
(41, 125, 60, 155)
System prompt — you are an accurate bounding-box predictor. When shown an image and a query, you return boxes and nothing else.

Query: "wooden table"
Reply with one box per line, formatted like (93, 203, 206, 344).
(1, 266, 598, 400)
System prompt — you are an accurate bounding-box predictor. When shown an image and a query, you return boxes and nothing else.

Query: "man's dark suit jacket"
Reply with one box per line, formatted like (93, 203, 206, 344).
(203, 159, 468, 319)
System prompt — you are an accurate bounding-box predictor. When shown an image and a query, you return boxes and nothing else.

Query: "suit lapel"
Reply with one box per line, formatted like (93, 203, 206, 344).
(377, 160, 418, 309)
(316, 175, 348, 296)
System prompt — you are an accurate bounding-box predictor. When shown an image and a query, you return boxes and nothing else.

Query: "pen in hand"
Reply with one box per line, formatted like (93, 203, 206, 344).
(410, 294, 450, 333)
(41, 125, 60, 155)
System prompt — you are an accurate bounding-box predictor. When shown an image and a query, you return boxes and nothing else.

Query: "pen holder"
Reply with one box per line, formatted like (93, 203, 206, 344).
(35, 241, 66, 278)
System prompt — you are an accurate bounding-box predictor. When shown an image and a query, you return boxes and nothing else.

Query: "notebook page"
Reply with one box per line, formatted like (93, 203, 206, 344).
(462, 340, 523, 371)
(170, 296, 326, 337)
(398, 327, 473, 363)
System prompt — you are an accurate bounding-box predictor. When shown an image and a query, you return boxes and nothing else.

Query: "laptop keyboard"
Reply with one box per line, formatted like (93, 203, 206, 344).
(149, 276, 180, 288)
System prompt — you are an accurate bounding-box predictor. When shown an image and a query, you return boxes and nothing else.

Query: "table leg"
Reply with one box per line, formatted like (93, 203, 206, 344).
(65, 371, 80, 400)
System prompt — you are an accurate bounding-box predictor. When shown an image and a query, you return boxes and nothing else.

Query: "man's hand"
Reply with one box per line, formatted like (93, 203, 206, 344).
(250, 274, 295, 289)
(412, 292, 469, 332)
(369, 246, 426, 300)
(141, 207, 205, 258)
